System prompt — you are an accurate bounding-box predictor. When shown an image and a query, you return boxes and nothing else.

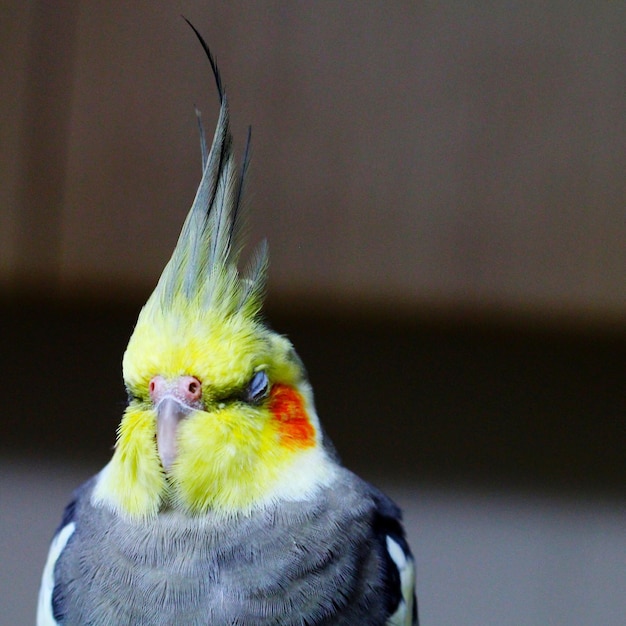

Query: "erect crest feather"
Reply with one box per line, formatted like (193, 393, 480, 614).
(145, 22, 267, 321)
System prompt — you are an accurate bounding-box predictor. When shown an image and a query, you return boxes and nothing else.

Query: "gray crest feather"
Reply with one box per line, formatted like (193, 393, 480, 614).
(146, 22, 267, 319)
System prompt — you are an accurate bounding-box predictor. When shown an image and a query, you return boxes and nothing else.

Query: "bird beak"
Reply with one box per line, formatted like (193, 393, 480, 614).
(156, 397, 193, 471)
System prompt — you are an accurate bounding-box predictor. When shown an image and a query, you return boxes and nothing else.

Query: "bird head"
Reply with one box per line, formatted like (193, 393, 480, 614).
(93, 27, 335, 520)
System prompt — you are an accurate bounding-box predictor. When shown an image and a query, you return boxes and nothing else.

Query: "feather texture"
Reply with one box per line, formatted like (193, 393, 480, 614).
(147, 22, 265, 322)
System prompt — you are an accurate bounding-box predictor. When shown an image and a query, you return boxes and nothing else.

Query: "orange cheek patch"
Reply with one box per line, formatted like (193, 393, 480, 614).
(269, 384, 315, 449)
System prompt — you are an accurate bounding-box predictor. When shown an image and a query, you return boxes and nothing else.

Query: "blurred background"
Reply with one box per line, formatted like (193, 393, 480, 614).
(1, 2, 625, 624)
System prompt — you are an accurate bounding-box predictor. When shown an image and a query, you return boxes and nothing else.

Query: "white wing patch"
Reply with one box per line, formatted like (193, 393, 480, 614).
(37, 522, 75, 626)
(385, 535, 416, 626)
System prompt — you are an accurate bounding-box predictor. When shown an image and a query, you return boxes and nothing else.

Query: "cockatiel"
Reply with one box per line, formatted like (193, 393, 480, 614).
(38, 22, 418, 626)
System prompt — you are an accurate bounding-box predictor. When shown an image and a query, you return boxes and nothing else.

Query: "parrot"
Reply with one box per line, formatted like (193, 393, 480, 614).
(37, 21, 418, 626)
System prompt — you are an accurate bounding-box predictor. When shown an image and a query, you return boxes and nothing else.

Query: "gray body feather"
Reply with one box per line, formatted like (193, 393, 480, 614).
(52, 469, 414, 625)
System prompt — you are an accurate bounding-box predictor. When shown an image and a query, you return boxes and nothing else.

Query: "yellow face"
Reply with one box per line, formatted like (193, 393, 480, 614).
(93, 301, 329, 519)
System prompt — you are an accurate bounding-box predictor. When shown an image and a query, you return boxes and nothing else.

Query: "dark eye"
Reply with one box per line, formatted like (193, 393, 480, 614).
(245, 371, 270, 405)
(126, 388, 141, 404)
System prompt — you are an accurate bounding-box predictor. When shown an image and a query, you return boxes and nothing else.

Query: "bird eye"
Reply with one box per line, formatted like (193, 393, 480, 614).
(245, 370, 270, 404)
(126, 388, 141, 404)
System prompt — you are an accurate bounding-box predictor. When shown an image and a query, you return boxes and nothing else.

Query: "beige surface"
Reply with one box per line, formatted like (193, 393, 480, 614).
(2, 458, 625, 625)
(2, 3, 626, 318)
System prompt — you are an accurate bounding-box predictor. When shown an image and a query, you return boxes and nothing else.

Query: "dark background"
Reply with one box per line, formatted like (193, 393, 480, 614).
(3, 296, 625, 496)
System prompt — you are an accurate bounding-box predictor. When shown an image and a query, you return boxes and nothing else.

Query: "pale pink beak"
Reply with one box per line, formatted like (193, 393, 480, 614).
(149, 375, 203, 470)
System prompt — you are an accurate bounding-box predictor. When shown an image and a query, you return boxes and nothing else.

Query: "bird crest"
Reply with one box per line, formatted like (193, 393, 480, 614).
(141, 21, 267, 326)
(122, 23, 270, 396)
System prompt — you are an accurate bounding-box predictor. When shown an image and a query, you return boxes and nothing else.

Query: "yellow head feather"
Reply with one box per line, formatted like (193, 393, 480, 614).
(93, 28, 335, 519)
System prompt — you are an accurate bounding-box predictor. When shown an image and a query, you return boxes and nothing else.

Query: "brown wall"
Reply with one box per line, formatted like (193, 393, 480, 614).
(3, 2, 626, 319)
